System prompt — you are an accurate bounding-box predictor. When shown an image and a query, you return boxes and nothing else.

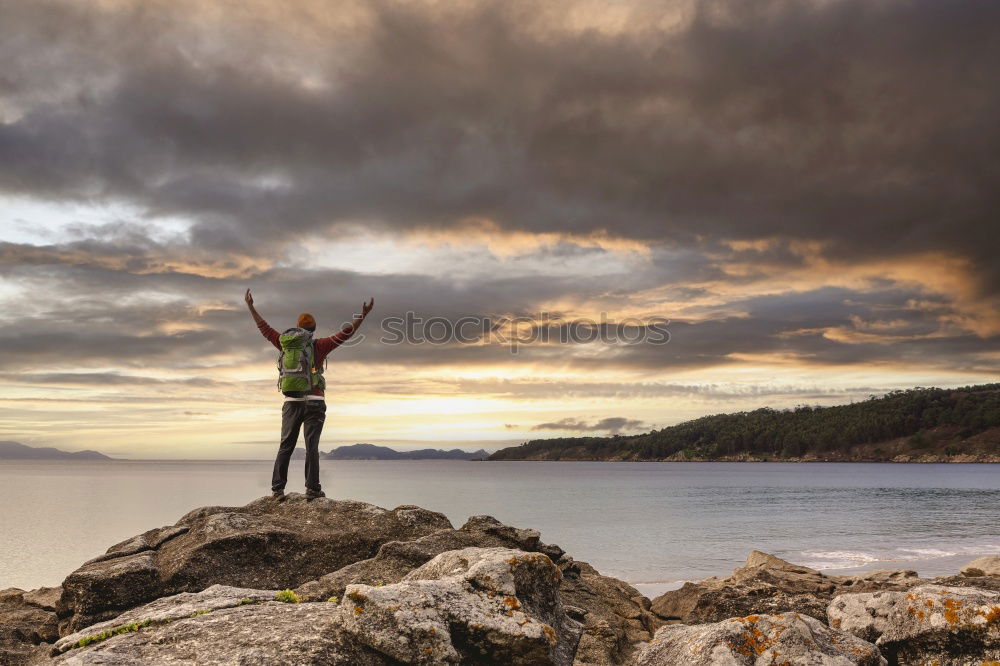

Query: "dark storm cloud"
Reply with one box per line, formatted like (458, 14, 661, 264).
(531, 417, 648, 433)
(1, 0, 998, 291)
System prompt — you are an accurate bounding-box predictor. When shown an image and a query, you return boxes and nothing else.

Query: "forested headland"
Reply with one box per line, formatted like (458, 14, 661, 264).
(489, 384, 1000, 462)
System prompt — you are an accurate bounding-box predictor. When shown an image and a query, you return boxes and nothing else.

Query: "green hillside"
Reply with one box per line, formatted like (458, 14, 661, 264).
(489, 384, 1000, 462)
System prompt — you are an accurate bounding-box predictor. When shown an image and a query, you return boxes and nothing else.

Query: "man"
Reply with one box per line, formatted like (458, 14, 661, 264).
(244, 288, 374, 500)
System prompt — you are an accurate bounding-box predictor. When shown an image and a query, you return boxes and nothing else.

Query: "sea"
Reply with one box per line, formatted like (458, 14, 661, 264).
(1, 460, 998, 598)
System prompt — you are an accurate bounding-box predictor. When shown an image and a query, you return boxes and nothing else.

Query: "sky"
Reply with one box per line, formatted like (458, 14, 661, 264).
(1, 0, 997, 459)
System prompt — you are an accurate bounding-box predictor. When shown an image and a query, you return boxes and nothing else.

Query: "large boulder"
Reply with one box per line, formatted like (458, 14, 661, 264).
(631, 612, 886, 665)
(57, 495, 452, 632)
(0, 587, 60, 666)
(51, 547, 582, 665)
(37, 496, 659, 664)
(294, 516, 657, 665)
(960, 555, 1000, 578)
(650, 551, 922, 625)
(828, 584, 1000, 665)
(338, 547, 581, 665)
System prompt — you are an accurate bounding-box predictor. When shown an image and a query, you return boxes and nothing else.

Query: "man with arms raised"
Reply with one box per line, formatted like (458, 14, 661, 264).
(245, 288, 373, 500)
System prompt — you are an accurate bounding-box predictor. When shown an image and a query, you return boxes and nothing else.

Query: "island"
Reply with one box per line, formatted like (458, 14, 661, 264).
(323, 443, 489, 460)
(0, 441, 114, 461)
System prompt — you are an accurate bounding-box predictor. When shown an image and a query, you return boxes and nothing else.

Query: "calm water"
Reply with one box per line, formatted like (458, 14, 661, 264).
(1, 460, 998, 597)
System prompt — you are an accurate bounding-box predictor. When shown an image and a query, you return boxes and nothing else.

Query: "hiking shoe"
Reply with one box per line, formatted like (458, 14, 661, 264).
(272, 490, 286, 502)
(305, 489, 326, 500)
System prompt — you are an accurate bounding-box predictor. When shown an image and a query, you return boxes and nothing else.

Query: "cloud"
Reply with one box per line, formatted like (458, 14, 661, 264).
(1, 0, 998, 285)
(0, 0, 997, 452)
(532, 417, 648, 433)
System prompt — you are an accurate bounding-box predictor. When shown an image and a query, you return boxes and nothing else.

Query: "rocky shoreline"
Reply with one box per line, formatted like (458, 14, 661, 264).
(1, 495, 998, 665)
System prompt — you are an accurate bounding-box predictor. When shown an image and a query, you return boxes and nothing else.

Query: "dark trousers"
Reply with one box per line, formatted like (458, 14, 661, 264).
(272, 400, 326, 492)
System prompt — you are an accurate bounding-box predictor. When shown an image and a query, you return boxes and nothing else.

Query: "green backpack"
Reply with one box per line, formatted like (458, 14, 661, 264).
(277, 327, 326, 397)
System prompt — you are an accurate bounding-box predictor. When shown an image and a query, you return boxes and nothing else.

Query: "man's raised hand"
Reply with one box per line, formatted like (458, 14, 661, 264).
(245, 288, 254, 308)
(362, 297, 374, 317)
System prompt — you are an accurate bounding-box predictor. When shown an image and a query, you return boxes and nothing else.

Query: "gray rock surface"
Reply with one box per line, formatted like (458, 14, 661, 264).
(338, 547, 581, 665)
(57, 495, 452, 632)
(51, 547, 583, 665)
(650, 551, 922, 625)
(53, 585, 277, 654)
(631, 612, 886, 665)
(51, 602, 372, 665)
(828, 584, 1000, 665)
(960, 555, 1000, 578)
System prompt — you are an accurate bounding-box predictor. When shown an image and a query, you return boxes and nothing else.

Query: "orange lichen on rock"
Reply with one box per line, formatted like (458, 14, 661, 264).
(978, 605, 1000, 627)
(942, 597, 964, 626)
(724, 615, 779, 657)
(503, 596, 522, 611)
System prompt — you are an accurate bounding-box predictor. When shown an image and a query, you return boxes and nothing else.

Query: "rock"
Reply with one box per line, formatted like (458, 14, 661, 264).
(294, 514, 563, 603)
(0, 589, 60, 666)
(828, 584, 1000, 665)
(838, 570, 921, 591)
(631, 612, 886, 665)
(651, 577, 831, 626)
(59, 551, 161, 636)
(52, 547, 582, 665)
(50, 602, 372, 665)
(339, 547, 581, 665)
(557, 559, 662, 665)
(932, 574, 1000, 592)
(294, 514, 648, 664)
(81, 525, 188, 566)
(53, 584, 277, 655)
(741, 550, 809, 571)
(57, 495, 452, 632)
(20, 588, 62, 613)
(960, 555, 1000, 578)
(650, 551, 922, 625)
(47, 497, 651, 663)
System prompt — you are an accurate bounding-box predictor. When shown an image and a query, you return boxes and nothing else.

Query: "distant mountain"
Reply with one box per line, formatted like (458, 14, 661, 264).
(323, 443, 489, 460)
(490, 384, 1000, 463)
(0, 441, 114, 460)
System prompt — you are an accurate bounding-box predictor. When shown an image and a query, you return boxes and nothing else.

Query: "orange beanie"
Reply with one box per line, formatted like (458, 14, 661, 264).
(297, 313, 316, 330)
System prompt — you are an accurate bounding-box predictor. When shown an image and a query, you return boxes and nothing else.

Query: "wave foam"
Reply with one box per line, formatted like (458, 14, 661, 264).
(797, 550, 880, 570)
(797, 543, 1000, 572)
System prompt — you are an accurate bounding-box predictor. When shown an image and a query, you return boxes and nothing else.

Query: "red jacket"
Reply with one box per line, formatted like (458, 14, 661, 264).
(257, 319, 353, 398)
